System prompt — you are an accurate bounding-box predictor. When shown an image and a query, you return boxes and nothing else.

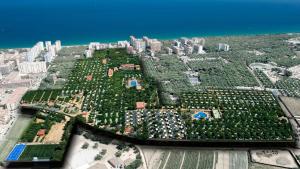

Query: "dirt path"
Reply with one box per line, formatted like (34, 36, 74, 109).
(179, 151, 186, 169)
(247, 66, 264, 88)
(196, 152, 200, 169)
(212, 152, 216, 169)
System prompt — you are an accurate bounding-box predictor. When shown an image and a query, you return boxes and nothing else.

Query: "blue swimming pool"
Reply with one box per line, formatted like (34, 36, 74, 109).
(130, 80, 138, 87)
(6, 143, 26, 161)
(194, 112, 207, 120)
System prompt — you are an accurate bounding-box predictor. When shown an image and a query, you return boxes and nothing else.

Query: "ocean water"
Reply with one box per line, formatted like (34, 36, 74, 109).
(0, 0, 300, 48)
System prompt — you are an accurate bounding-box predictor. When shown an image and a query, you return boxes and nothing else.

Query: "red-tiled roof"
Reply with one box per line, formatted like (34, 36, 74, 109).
(37, 129, 46, 136)
(136, 102, 146, 109)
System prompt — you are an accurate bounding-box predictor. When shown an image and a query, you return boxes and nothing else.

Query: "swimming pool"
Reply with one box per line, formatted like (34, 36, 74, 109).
(6, 143, 26, 161)
(193, 112, 208, 120)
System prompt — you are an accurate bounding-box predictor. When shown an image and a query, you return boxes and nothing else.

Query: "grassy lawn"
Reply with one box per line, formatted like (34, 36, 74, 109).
(19, 144, 59, 161)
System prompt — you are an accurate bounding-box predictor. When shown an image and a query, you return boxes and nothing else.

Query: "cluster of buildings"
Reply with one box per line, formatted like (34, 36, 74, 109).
(85, 36, 162, 58)
(26, 42, 44, 62)
(26, 40, 61, 63)
(21, 40, 61, 74)
(166, 37, 206, 56)
(86, 36, 230, 59)
(86, 41, 130, 58)
(127, 36, 162, 55)
(44, 40, 61, 62)
(0, 40, 62, 138)
(107, 63, 141, 78)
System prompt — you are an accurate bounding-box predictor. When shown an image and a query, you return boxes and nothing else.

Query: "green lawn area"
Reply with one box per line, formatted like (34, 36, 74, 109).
(19, 144, 59, 161)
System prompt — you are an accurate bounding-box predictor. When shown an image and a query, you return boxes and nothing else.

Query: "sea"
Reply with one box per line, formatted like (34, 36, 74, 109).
(0, 0, 300, 48)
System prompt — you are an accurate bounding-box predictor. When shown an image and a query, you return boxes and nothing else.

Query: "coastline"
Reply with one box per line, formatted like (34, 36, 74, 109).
(0, 30, 299, 50)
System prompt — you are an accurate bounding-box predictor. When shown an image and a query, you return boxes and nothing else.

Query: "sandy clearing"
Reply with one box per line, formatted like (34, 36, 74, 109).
(43, 123, 65, 144)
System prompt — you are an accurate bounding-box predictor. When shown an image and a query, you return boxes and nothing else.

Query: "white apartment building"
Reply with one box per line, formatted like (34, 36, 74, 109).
(44, 45, 56, 62)
(55, 40, 62, 52)
(117, 41, 130, 48)
(194, 45, 205, 54)
(148, 39, 162, 52)
(218, 43, 230, 51)
(45, 41, 52, 51)
(133, 39, 146, 53)
(18, 61, 47, 74)
(26, 42, 44, 62)
(85, 50, 92, 58)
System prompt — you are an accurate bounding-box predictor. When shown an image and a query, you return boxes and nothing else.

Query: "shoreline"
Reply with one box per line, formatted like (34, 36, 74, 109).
(0, 31, 299, 50)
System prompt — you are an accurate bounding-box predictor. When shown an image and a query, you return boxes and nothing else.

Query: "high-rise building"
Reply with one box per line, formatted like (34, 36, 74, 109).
(85, 50, 92, 58)
(26, 42, 44, 62)
(148, 39, 162, 52)
(218, 43, 230, 51)
(130, 36, 136, 46)
(133, 39, 146, 53)
(194, 45, 205, 54)
(117, 41, 130, 48)
(45, 41, 52, 51)
(55, 40, 62, 52)
(44, 46, 56, 63)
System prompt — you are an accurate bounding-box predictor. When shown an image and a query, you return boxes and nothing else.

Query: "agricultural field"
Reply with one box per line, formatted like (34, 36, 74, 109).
(275, 78, 300, 97)
(253, 69, 275, 88)
(21, 89, 62, 104)
(141, 147, 249, 169)
(215, 151, 248, 169)
(141, 146, 249, 169)
(189, 59, 258, 88)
